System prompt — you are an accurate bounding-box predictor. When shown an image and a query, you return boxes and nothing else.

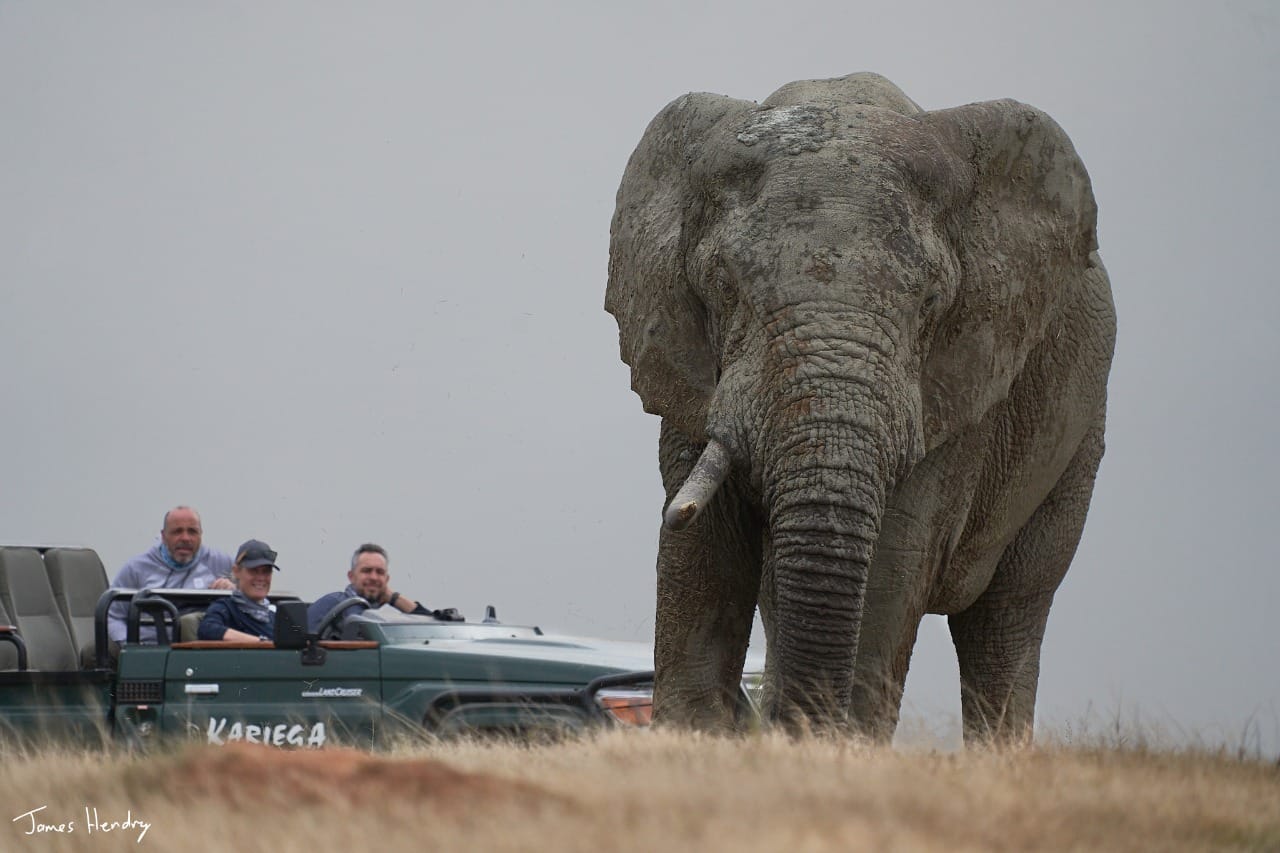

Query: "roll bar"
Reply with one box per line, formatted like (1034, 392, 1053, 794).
(0, 624, 29, 671)
(126, 590, 181, 646)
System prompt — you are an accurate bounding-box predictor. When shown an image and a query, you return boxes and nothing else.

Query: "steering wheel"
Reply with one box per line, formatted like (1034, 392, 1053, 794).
(314, 597, 370, 640)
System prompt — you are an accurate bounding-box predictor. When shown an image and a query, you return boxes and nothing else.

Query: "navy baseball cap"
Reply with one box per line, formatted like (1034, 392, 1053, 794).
(236, 539, 280, 571)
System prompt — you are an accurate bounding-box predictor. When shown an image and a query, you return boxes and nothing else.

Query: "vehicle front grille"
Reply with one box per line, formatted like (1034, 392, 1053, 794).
(117, 680, 164, 703)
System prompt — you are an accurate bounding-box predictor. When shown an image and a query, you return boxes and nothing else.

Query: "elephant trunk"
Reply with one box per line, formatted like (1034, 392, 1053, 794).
(757, 326, 915, 730)
(765, 452, 888, 728)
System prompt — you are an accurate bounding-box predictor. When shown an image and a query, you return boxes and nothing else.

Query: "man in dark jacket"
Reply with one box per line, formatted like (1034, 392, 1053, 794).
(307, 542, 458, 636)
(198, 539, 279, 642)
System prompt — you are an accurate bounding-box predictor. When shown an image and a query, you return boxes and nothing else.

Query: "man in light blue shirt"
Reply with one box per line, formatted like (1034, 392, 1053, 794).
(107, 505, 233, 644)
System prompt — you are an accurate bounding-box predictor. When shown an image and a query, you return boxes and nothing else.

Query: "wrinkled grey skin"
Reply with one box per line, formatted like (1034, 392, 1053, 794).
(605, 73, 1115, 743)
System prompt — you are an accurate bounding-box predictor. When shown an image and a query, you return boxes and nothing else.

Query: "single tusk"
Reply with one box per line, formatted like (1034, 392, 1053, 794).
(663, 439, 731, 531)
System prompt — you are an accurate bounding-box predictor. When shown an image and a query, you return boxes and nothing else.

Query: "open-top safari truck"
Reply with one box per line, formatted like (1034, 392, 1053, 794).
(0, 546, 745, 748)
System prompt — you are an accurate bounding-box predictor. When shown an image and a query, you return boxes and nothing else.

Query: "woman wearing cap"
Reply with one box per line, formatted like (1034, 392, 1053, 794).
(197, 539, 280, 642)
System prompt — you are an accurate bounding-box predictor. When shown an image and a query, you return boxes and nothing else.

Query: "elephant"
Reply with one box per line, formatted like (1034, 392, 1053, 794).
(605, 72, 1116, 743)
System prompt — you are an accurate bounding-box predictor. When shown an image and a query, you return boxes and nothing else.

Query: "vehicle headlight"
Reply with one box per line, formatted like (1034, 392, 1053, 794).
(595, 688, 653, 726)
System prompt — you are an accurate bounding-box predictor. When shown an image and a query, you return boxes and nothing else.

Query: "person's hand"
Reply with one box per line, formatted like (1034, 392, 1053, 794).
(431, 607, 464, 622)
(211, 578, 234, 590)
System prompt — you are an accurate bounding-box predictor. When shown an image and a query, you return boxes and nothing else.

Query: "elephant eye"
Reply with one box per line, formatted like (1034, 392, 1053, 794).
(921, 292, 940, 313)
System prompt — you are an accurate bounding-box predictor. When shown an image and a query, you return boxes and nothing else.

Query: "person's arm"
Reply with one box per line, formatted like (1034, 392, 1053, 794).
(384, 590, 462, 621)
(107, 600, 129, 644)
(208, 552, 234, 590)
(196, 602, 229, 641)
(106, 564, 139, 643)
(196, 602, 240, 641)
(384, 590, 431, 616)
(198, 603, 269, 642)
(218, 627, 266, 642)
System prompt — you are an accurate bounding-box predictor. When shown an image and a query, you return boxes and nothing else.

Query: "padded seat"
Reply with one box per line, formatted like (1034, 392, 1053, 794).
(178, 611, 206, 643)
(0, 547, 78, 671)
(44, 547, 109, 668)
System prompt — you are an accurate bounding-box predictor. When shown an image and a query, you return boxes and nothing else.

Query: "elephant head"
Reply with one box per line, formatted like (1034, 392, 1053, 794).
(606, 73, 1109, 734)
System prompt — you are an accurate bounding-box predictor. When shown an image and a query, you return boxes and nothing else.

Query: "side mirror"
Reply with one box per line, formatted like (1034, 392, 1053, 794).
(274, 602, 313, 650)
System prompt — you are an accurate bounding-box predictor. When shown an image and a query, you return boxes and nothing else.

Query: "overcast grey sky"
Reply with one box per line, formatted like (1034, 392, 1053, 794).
(2, 1, 1276, 753)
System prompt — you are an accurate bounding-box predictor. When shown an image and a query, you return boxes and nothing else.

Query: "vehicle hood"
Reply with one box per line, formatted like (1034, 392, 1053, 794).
(378, 632, 656, 686)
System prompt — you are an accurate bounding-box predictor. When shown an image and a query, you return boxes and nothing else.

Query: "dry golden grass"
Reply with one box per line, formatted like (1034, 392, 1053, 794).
(2, 730, 1278, 852)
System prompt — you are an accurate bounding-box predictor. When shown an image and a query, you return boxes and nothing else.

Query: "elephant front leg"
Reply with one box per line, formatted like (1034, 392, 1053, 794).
(949, 418, 1107, 744)
(848, 560, 931, 743)
(850, 441, 981, 742)
(849, 500, 957, 740)
(654, 421, 762, 731)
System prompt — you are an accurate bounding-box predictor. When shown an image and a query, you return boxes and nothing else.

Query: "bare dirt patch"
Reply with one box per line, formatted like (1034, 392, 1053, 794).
(147, 742, 570, 813)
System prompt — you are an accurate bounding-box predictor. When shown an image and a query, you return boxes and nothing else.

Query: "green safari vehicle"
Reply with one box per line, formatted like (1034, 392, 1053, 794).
(0, 546, 754, 748)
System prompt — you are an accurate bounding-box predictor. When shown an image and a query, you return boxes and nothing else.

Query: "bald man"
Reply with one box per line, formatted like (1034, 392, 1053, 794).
(107, 506, 234, 644)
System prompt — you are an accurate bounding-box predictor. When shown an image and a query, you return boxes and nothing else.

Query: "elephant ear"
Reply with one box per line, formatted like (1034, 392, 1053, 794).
(606, 93, 753, 440)
(918, 99, 1100, 442)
